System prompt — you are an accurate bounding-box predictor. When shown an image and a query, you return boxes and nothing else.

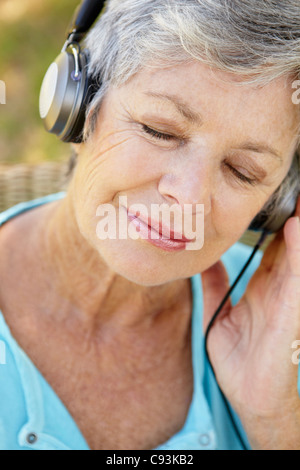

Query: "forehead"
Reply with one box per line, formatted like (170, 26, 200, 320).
(119, 60, 299, 158)
(128, 61, 296, 114)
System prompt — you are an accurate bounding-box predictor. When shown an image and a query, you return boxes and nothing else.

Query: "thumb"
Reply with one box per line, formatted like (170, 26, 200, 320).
(201, 260, 232, 332)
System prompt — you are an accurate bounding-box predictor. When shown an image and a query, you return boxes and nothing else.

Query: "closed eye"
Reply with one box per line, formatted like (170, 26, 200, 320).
(142, 124, 259, 186)
(142, 125, 176, 141)
(225, 162, 258, 186)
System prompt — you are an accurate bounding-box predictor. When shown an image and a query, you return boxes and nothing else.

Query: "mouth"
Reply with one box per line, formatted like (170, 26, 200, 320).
(124, 207, 196, 252)
(126, 208, 195, 242)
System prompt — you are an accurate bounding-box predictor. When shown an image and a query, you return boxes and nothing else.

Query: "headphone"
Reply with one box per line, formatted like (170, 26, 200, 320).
(39, 0, 104, 144)
(39, 0, 299, 234)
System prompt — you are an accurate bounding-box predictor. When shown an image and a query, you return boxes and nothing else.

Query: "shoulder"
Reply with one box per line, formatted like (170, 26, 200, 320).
(0, 193, 66, 315)
(0, 192, 66, 253)
(0, 192, 66, 229)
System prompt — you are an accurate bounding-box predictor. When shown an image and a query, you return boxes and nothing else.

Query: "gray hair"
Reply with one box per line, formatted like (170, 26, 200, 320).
(77, 0, 300, 221)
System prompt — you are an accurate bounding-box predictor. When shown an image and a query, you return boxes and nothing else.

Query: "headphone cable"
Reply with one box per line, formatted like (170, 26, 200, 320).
(204, 230, 268, 450)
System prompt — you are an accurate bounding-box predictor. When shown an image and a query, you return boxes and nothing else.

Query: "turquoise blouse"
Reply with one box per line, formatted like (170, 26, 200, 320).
(0, 193, 279, 450)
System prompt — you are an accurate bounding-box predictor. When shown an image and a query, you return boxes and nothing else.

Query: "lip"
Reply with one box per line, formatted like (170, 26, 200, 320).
(126, 208, 195, 242)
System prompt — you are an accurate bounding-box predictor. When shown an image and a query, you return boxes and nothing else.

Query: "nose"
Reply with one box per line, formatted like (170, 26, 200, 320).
(158, 158, 212, 216)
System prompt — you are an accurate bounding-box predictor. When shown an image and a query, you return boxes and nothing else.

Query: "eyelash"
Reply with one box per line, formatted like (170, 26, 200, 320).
(224, 163, 257, 186)
(142, 124, 258, 186)
(142, 124, 175, 141)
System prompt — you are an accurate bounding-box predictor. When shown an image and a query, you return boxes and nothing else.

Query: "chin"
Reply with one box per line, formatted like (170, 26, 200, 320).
(94, 237, 184, 286)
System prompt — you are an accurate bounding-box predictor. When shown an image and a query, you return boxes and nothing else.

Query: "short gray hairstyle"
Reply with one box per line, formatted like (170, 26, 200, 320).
(77, 0, 300, 222)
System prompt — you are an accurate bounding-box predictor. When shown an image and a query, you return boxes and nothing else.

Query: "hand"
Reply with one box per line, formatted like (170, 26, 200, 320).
(202, 196, 300, 450)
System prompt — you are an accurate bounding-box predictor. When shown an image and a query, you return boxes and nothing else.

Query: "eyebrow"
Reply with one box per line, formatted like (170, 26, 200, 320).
(236, 142, 283, 163)
(143, 91, 203, 125)
(143, 91, 283, 162)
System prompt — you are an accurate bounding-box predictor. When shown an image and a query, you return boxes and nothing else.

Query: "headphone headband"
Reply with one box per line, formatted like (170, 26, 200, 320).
(66, 0, 106, 42)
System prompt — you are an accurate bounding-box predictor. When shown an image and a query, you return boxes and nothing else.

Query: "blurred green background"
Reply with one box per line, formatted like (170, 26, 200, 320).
(0, 0, 77, 165)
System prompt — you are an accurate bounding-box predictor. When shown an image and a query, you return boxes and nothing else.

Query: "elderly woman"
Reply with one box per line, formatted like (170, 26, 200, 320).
(0, 0, 300, 451)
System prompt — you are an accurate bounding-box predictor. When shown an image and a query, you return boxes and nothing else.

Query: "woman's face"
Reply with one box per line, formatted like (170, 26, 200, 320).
(71, 60, 299, 285)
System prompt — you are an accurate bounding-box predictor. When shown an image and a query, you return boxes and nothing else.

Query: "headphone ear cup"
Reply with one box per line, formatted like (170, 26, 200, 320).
(248, 156, 299, 233)
(39, 46, 96, 143)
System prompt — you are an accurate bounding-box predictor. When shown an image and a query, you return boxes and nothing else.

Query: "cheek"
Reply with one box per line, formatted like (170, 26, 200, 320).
(76, 134, 161, 203)
(70, 138, 160, 245)
(211, 179, 270, 237)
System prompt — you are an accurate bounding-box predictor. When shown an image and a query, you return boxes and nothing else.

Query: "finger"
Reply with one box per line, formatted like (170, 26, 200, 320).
(259, 229, 285, 272)
(260, 195, 300, 272)
(294, 194, 300, 218)
(275, 216, 300, 323)
(201, 260, 232, 331)
(284, 216, 300, 277)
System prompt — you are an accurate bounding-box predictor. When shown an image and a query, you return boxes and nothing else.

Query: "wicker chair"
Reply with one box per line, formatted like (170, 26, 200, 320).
(0, 163, 274, 250)
(0, 162, 69, 212)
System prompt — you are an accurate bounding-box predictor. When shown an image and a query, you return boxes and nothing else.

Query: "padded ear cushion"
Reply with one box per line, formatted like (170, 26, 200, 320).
(39, 46, 97, 143)
(248, 156, 299, 233)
